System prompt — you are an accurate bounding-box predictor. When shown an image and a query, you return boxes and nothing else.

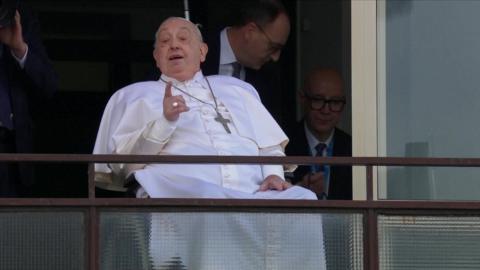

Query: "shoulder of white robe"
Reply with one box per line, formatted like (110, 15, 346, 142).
(206, 75, 261, 101)
(114, 81, 166, 103)
(211, 78, 288, 150)
(93, 80, 166, 190)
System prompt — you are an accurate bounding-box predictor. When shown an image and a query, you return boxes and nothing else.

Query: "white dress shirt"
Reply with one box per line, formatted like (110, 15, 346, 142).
(218, 28, 245, 80)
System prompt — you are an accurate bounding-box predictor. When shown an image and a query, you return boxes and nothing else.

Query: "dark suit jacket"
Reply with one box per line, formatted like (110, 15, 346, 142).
(1, 4, 58, 195)
(201, 30, 285, 129)
(286, 121, 352, 200)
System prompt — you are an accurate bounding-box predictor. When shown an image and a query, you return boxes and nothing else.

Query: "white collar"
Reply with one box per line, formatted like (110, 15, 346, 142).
(219, 27, 237, 65)
(159, 70, 208, 88)
(304, 122, 334, 155)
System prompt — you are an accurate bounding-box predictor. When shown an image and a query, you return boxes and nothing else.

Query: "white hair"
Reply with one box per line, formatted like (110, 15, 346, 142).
(153, 17, 203, 47)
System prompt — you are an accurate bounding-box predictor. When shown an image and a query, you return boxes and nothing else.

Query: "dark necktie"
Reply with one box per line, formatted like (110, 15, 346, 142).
(231, 62, 241, 79)
(315, 143, 327, 172)
(315, 143, 328, 199)
(0, 45, 13, 130)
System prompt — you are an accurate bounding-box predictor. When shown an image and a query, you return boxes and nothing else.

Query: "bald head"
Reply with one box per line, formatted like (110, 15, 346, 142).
(303, 68, 344, 96)
(153, 17, 208, 81)
(301, 68, 345, 141)
(155, 17, 204, 45)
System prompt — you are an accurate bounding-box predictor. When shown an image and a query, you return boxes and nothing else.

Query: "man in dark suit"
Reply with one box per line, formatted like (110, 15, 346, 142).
(0, 1, 58, 197)
(286, 68, 352, 200)
(201, 0, 290, 129)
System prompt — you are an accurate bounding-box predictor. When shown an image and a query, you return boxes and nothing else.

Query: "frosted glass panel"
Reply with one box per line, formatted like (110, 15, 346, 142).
(323, 214, 364, 270)
(378, 215, 480, 269)
(381, 0, 480, 200)
(100, 211, 364, 270)
(0, 211, 85, 270)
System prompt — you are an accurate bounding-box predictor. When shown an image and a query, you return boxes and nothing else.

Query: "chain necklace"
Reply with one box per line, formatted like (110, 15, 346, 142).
(159, 76, 232, 133)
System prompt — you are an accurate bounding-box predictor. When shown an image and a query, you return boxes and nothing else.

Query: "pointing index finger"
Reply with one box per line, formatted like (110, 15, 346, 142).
(164, 82, 173, 98)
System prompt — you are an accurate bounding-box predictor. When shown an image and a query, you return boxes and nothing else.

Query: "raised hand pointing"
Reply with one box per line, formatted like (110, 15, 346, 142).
(163, 82, 188, 121)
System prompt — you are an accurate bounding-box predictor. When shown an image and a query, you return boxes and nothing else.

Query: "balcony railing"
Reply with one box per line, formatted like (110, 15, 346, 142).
(1, 154, 480, 270)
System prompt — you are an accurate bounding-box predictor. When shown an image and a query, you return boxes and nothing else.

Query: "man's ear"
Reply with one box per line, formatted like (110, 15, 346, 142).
(153, 47, 159, 63)
(244, 22, 257, 41)
(199, 42, 208, 62)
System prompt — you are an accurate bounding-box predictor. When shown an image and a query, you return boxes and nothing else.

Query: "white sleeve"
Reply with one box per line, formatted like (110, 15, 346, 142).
(110, 113, 177, 179)
(259, 144, 285, 180)
(106, 95, 177, 177)
(126, 115, 177, 155)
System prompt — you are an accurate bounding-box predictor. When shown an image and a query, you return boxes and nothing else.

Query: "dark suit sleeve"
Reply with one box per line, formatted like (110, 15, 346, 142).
(7, 5, 58, 190)
(285, 121, 311, 184)
(329, 128, 352, 200)
(19, 5, 58, 99)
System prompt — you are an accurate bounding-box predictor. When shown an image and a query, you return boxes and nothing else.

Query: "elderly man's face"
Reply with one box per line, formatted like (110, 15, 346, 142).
(153, 18, 208, 81)
(302, 70, 345, 138)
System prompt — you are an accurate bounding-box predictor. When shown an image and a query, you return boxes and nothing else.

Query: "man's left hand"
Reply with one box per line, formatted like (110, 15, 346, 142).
(0, 11, 28, 58)
(258, 175, 292, 191)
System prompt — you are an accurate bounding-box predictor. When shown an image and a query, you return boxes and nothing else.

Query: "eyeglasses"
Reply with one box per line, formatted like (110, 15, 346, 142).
(255, 23, 284, 53)
(303, 92, 346, 112)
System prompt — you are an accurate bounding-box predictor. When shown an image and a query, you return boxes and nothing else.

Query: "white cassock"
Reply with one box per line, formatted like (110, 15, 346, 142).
(93, 71, 325, 269)
(93, 71, 315, 199)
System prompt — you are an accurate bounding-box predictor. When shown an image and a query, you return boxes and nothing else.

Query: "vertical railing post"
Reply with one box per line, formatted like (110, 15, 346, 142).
(89, 207, 99, 270)
(366, 165, 373, 201)
(365, 209, 379, 270)
(88, 163, 95, 199)
(364, 165, 379, 270)
(87, 162, 99, 270)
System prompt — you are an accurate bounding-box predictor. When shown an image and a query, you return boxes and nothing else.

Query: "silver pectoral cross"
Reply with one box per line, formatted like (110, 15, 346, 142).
(214, 111, 231, 133)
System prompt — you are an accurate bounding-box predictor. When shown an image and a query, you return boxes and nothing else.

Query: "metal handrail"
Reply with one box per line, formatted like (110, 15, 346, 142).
(2, 153, 480, 167)
(2, 153, 480, 270)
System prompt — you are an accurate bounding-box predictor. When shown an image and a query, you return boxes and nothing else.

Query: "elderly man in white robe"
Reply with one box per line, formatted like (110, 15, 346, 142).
(94, 17, 325, 270)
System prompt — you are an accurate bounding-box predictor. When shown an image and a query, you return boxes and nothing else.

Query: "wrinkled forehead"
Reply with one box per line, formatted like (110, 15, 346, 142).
(160, 18, 189, 31)
(157, 17, 205, 43)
